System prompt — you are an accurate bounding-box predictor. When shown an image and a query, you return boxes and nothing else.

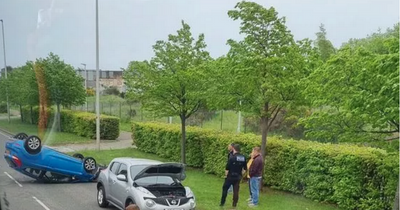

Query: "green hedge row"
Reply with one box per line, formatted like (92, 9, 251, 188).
(21, 106, 119, 140)
(132, 122, 399, 210)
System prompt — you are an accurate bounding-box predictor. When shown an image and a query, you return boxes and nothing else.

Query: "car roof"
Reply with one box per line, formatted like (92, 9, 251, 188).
(110, 157, 163, 166)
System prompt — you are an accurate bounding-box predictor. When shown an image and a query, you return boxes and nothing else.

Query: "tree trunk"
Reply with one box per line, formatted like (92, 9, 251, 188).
(57, 103, 61, 132)
(260, 102, 269, 192)
(393, 183, 399, 210)
(180, 114, 187, 164)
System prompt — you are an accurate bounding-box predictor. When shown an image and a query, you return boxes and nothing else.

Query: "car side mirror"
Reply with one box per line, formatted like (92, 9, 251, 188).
(116, 174, 127, 182)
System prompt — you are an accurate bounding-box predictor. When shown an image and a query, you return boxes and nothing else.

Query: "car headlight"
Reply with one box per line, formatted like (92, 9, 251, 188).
(185, 187, 194, 197)
(189, 199, 196, 208)
(145, 199, 156, 208)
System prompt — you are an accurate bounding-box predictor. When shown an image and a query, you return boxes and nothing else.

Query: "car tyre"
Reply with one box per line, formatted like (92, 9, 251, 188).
(97, 185, 108, 207)
(72, 153, 84, 160)
(24, 135, 42, 154)
(14, 132, 28, 140)
(83, 157, 97, 173)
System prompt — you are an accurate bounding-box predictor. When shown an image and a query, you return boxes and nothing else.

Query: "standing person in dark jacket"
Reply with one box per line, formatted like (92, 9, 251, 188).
(227, 143, 234, 193)
(248, 147, 263, 207)
(220, 144, 247, 208)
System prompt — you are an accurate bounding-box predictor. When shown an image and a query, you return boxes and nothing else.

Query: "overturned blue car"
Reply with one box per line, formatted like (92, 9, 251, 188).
(4, 132, 102, 183)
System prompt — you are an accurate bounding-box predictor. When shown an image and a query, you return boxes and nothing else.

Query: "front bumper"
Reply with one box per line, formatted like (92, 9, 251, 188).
(140, 197, 196, 210)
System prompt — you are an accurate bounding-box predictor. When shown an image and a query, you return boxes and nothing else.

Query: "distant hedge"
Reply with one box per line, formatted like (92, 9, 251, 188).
(132, 122, 399, 210)
(21, 106, 119, 140)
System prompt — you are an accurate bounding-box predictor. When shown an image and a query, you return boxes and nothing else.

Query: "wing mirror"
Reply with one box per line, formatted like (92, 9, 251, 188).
(116, 174, 127, 182)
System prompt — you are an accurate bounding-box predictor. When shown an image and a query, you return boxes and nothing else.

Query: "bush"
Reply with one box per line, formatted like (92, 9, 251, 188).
(132, 122, 399, 210)
(0, 102, 7, 113)
(21, 107, 119, 140)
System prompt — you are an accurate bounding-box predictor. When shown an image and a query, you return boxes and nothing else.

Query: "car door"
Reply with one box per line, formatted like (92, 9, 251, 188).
(112, 163, 129, 208)
(108, 162, 121, 203)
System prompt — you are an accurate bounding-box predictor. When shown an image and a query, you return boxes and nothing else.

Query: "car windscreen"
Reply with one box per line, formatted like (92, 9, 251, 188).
(130, 165, 176, 186)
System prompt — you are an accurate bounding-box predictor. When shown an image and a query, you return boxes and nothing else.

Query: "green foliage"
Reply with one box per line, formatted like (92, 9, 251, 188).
(132, 122, 399, 210)
(0, 102, 6, 113)
(209, 1, 318, 157)
(302, 25, 399, 144)
(315, 24, 336, 62)
(21, 107, 119, 140)
(39, 53, 86, 107)
(124, 20, 212, 163)
(103, 86, 120, 96)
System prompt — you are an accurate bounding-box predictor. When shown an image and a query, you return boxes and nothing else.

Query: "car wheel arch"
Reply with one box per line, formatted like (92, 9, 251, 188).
(125, 197, 135, 207)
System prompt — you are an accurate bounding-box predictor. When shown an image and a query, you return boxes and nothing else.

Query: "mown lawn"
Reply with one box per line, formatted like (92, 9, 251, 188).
(0, 118, 93, 146)
(79, 148, 340, 210)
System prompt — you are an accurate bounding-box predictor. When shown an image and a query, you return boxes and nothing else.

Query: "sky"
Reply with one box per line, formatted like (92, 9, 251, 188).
(0, 0, 398, 70)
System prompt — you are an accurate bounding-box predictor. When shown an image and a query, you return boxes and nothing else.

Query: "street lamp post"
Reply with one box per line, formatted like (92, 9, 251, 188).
(81, 63, 87, 111)
(0, 19, 10, 123)
(95, 0, 100, 151)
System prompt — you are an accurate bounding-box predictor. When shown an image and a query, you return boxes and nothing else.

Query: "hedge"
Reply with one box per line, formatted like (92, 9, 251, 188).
(132, 122, 399, 210)
(21, 106, 119, 140)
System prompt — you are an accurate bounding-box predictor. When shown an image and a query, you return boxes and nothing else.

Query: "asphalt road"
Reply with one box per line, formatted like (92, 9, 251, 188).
(0, 131, 119, 210)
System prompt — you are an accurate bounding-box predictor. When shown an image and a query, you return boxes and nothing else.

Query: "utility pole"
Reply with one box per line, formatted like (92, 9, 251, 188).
(95, 0, 100, 150)
(81, 63, 87, 111)
(237, 100, 242, 133)
(0, 19, 10, 123)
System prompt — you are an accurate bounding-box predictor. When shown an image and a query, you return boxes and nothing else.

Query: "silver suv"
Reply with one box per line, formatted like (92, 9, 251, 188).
(96, 158, 196, 210)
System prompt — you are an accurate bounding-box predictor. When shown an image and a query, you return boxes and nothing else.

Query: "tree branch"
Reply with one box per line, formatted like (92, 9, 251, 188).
(267, 106, 282, 129)
(186, 101, 201, 119)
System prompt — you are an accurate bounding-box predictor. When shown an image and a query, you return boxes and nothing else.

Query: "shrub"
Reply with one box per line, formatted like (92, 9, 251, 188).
(132, 122, 399, 210)
(0, 102, 7, 113)
(21, 107, 119, 140)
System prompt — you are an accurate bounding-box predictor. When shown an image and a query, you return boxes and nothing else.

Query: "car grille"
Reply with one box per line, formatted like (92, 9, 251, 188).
(144, 197, 193, 206)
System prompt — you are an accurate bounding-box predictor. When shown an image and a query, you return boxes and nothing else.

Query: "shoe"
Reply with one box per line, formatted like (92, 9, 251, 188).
(219, 203, 224, 207)
(248, 203, 258, 207)
(246, 198, 252, 202)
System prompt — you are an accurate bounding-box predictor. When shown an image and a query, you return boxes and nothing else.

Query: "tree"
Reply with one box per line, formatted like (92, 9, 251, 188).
(123, 21, 211, 164)
(301, 27, 399, 144)
(103, 86, 120, 96)
(39, 53, 86, 131)
(314, 24, 336, 62)
(210, 2, 314, 164)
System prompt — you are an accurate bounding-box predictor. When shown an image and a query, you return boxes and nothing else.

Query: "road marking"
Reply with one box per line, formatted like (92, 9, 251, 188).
(0, 130, 11, 138)
(33, 196, 51, 210)
(4, 172, 23, 187)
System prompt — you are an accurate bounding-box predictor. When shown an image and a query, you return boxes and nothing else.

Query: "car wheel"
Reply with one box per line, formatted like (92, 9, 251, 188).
(97, 186, 108, 207)
(72, 153, 84, 160)
(83, 157, 97, 173)
(24, 135, 42, 154)
(14, 132, 28, 140)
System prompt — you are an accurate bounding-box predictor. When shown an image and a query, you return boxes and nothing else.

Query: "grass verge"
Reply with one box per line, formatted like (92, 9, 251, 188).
(79, 148, 339, 210)
(0, 118, 93, 146)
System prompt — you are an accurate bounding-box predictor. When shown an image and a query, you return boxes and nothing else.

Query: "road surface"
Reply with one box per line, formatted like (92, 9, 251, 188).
(0, 131, 119, 210)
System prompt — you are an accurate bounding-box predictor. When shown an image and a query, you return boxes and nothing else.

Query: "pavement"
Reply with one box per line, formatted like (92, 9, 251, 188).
(48, 131, 136, 153)
(0, 131, 120, 210)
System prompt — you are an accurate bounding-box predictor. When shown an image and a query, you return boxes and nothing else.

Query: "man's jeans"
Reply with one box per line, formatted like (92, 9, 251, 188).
(250, 177, 262, 205)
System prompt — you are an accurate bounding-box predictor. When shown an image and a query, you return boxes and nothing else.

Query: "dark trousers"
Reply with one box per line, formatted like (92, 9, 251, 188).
(220, 177, 241, 206)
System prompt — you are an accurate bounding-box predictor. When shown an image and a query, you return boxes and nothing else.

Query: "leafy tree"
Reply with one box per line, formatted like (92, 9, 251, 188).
(210, 2, 315, 162)
(314, 24, 336, 62)
(39, 53, 86, 131)
(301, 26, 399, 144)
(123, 21, 211, 163)
(103, 86, 120, 96)
(343, 23, 399, 54)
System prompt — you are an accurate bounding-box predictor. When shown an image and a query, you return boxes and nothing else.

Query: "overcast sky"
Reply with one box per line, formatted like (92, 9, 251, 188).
(0, 0, 398, 70)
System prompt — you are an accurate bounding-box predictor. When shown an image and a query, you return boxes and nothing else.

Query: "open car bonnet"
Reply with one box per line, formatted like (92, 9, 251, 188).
(133, 163, 186, 181)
